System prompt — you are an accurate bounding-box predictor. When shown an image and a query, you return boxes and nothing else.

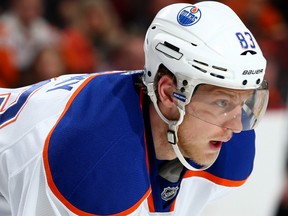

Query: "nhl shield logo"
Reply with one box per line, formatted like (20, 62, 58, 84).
(161, 186, 179, 201)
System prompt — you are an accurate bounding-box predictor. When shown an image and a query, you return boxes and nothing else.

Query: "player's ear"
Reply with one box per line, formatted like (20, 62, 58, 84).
(157, 75, 176, 108)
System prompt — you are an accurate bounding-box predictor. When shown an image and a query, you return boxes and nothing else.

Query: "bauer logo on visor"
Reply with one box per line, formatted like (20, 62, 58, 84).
(177, 6, 201, 26)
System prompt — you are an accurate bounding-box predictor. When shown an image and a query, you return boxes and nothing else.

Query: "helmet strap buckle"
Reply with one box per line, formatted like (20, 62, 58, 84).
(167, 129, 177, 145)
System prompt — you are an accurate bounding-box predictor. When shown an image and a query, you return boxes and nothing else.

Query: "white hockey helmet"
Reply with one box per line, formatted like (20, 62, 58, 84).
(143, 1, 269, 170)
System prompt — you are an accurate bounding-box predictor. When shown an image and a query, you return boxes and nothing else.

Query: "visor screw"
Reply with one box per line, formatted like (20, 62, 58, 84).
(180, 87, 185, 93)
(147, 71, 152, 77)
(242, 80, 247, 85)
(256, 79, 261, 84)
(182, 80, 188, 86)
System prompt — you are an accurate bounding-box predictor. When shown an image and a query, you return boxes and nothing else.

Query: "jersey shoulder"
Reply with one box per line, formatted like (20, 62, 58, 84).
(43, 70, 151, 215)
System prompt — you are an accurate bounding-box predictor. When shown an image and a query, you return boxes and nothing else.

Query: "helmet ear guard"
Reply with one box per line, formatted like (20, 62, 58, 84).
(143, 1, 269, 171)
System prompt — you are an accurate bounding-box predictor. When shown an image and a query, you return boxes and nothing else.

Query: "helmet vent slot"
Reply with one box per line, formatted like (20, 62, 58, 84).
(212, 65, 227, 72)
(192, 65, 207, 73)
(210, 73, 225, 79)
(193, 59, 208, 66)
(191, 60, 208, 73)
(155, 42, 183, 60)
(191, 60, 227, 79)
(164, 41, 180, 52)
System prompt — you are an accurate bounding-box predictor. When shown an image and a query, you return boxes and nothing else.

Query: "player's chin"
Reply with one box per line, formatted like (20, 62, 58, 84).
(193, 153, 218, 168)
(205, 153, 219, 166)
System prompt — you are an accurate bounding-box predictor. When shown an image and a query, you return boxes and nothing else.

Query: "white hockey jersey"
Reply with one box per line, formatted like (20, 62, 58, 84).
(0, 71, 255, 216)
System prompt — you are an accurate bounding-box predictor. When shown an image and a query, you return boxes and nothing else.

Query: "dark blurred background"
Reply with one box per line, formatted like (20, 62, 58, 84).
(0, 0, 287, 112)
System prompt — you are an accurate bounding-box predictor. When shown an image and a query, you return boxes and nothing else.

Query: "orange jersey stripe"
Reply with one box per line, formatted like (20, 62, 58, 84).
(184, 170, 247, 187)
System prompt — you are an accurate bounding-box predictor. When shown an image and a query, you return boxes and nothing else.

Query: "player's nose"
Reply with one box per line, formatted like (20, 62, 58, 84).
(222, 106, 243, 133)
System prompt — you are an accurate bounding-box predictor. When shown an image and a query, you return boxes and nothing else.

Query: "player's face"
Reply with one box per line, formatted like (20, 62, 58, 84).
(177, 112, 232, 167)
(177, 84, 252, 167)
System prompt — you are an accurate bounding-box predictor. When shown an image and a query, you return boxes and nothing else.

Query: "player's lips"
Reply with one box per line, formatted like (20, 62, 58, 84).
(209, 135, 232, 151)
(209, 140, 222, 150)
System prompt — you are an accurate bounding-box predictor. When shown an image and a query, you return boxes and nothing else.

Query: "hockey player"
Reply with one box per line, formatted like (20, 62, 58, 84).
(0, 1, 269, 216)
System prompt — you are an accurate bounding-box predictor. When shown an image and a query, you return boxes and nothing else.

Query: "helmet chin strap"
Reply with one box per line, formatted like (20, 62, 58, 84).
(167, 108, 215, 171)
(145, 82, 217, 171)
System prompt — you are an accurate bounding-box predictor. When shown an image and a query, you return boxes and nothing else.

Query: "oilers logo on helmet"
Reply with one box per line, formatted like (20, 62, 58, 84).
(177, 6, 201, 26)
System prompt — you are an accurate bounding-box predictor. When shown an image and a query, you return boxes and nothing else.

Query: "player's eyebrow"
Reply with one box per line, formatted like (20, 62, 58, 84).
(201, 85, 254, 101)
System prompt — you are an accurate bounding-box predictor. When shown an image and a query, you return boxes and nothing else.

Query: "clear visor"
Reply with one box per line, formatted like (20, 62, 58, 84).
(185, 81, 269, 132)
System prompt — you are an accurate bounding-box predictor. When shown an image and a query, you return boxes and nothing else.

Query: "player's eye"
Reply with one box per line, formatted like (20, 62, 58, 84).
(215, 99, 229, 108)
